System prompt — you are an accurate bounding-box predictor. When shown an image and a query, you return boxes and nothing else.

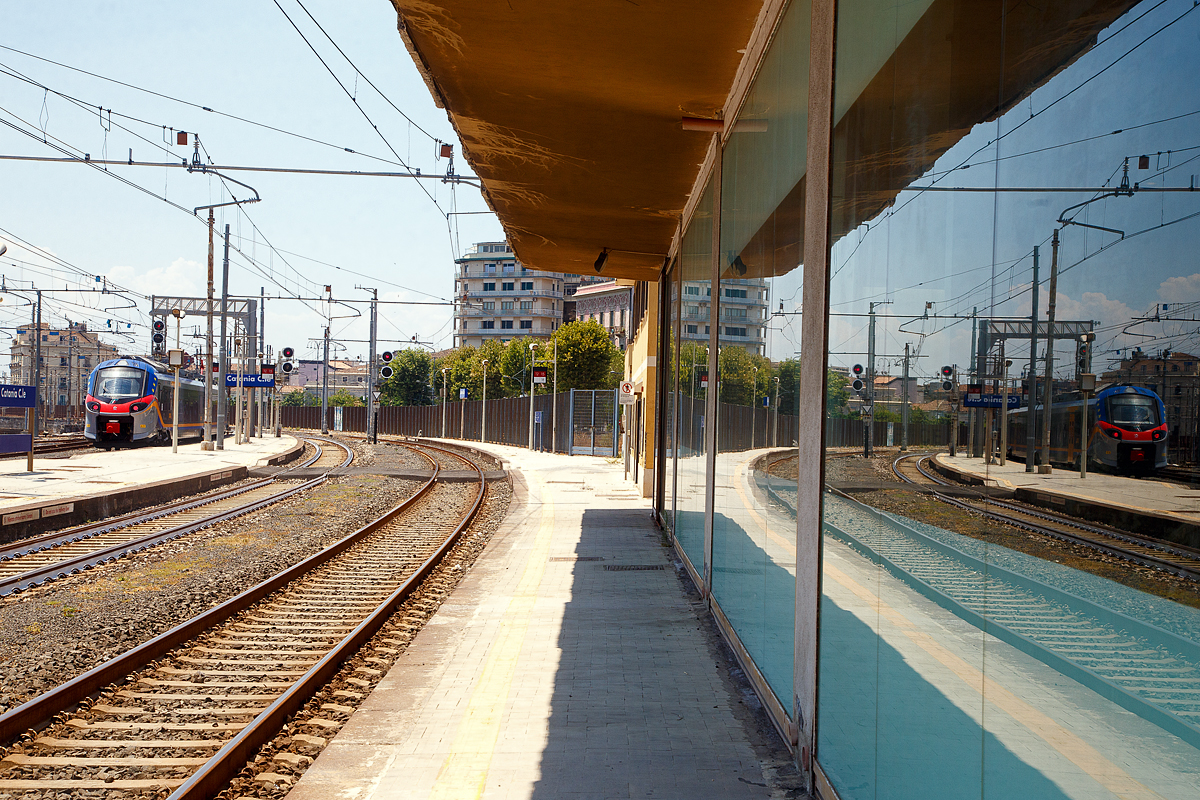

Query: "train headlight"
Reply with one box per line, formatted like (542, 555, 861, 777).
(130, 402, 148, 413)
(1152, 429, 1166, 441)
(86, 401, 100, 412)
(1105, 428, 1121, 439)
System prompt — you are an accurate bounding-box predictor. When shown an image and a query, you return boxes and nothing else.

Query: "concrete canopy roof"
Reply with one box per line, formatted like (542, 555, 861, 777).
(389, 1, 764, 282)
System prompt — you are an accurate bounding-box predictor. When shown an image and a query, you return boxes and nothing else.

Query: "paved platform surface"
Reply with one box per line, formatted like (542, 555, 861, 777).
(0, 434, 299, 510)
(935, 453, 1200, 521)
(286, 443, 781, 800)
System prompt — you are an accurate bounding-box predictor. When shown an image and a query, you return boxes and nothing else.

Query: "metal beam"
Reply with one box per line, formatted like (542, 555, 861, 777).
(986, 319, 1094, 340)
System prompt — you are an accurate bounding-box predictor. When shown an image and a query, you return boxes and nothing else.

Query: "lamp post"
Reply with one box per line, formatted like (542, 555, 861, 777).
(441, 367, 448, 438)
(751, 366, 759, 449)
(528, 342, 537, 450)
(773, 375, 780, 447)
(171, 309, 182, 453)
(481, 359, 488, 444)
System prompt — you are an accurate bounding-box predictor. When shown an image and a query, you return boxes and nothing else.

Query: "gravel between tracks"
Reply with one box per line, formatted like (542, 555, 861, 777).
(0, 438, 431, 717)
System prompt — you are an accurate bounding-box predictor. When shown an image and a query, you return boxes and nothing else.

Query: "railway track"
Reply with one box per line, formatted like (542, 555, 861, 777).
(0, 438, 352, 596)
(891, 452, 1200, 583)
(0, 438, 487, 797)
(823, 492, 1200, 749)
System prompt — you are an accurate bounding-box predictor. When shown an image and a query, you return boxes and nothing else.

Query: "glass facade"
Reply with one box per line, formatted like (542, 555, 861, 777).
(710, 0, 810, 706)
(655, 0, 1200, 797)
(673, 179, 714, 575)
(816, 1, 1200, 798)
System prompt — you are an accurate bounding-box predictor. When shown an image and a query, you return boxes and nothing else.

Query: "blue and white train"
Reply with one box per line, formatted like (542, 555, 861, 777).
(1006, 384, 1168, 474)
(84, 357, 208, 448)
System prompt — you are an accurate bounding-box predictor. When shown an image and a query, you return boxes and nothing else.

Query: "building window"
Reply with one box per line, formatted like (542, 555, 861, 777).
(726, 307, 747, 318)
(521, 281, 533, 290)
(520, 301, 532, 311)
(685, 324, 698, 334)
(502, 301, 514, 310)
(725, 326, 747, 337)
(483, 282, 495, 291)
(483, 302, 495, 310)
(503, 263, 515, 274)
(481, 321, 495, 329)
(704, 326, 710, 335)
(501, 320, 514, 329)
(685, 285, 700, 295)
(520, 320, 533, 329)
(724, 287, 748, 298)
(485, 264, 496, 274)
(502, 281, 515, 291)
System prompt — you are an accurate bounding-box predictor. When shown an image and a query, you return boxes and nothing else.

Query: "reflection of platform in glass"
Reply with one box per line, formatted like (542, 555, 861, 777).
(935, 454, 1200, 548)
(819, 497, 1200, 799)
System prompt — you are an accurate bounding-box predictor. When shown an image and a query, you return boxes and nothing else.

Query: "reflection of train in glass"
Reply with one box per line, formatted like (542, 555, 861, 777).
(1007, 384, 1167, 474)
(84, 357, 207, 448)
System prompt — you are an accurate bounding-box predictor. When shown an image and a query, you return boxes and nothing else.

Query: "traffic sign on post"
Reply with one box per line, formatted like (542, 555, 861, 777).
(532, 367, 547, 384)
(619, 381, 636, 405)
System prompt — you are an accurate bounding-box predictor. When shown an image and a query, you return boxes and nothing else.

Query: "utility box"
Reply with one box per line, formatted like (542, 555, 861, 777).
(168, 349, 185, 368)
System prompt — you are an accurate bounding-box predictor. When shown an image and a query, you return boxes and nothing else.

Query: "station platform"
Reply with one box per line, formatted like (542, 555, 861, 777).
(0, 434, 301, 541)
(934, 454, 1200, 547)
(286, 442, 783, 800)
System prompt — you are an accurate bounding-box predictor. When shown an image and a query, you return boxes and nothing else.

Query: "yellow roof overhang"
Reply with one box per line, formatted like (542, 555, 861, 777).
(390, 0, 764, 281)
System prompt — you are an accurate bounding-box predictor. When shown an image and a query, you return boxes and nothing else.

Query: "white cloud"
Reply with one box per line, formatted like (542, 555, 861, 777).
(1157, 273, 1200, 303)
(105, 257, 206, 299)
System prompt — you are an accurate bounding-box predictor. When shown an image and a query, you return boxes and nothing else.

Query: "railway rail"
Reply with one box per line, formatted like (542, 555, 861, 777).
(753, 451, 1200, 748)
(0, 438, 487, 797)
(891, 452, 1200, 583)
(0, 437, 352, 596)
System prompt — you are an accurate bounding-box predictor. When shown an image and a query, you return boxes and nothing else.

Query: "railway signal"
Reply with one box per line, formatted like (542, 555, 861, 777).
(152, 319, 166, 350)
(1076, 333, 1094, 377)
(381, 351, 394, 363)
(380, 365, 394, 379)
(281, 346, 295, 375)
(941, 364, 954, 392)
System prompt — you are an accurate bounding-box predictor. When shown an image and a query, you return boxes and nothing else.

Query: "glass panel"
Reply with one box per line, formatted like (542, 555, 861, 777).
(674, 178, 714, 576)
(710, 0, 810, 707)
(665, 261, 679, 533)
(818, 1, 1200, 798)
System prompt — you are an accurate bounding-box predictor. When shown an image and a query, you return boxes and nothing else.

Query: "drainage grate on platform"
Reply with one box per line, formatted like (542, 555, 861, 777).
(549, 556, 605, 562)
(604, 564, 665, 571)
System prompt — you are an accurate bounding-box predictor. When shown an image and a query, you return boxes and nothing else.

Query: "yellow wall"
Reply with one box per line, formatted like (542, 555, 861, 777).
(623, 280, 659, 497)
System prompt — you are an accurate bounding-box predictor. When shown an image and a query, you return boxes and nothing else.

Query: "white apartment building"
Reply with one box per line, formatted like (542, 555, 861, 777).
(9, 323, 120, 406)
(679, 278, 770, 355)
(453, 241, 564, 348)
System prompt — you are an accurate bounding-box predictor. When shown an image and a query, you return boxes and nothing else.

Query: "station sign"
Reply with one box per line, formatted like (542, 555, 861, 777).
(0, 433, 33, 454)
(459, 387, 468, 399)
(0, 384, 36, 408)
(962, 393, 1021, 408)
(532, 367, 548, 384)
(224, 374, 276, 388)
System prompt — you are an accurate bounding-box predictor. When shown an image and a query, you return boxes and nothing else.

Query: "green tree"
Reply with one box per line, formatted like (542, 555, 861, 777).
(499, 337, 536, 396)
(474, 339, 508, 399)
(775, 357, 801, 416)
(327, 388, 363, 407)
(678, 341, 709, 398)
(826, 370, 850, 417)
(545, 321, 621, 391)
(380, 348, 434, 406)
(717, 346, 772, 407)
(432, 346, 477, 403)
(281, 390, 316, 407)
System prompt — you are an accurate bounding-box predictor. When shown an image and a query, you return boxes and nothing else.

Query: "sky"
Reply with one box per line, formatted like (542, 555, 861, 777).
(0, 0, 503, 372)
(821, 0, 1200, 383)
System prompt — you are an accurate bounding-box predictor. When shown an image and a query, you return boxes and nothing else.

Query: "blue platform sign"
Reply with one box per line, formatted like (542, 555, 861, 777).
(224, 374, 276, 388)
(0, 433, 33, 454)
(0, 384, 36, 408)
(962, 393, 1021, 409)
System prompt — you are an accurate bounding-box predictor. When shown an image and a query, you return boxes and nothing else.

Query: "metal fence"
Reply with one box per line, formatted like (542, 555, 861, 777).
(281, 389, 617, 455)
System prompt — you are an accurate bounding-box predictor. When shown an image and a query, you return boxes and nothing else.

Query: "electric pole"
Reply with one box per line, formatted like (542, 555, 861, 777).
(901, 342, 910, 451)
(1026, 246, 1040, 472)
(321, 325, 330, 435)
(203, 208, 215, 448)
(216, 225, 231, 450)
(361, 286, 378, 442)
(1039, 229, 1061, 472)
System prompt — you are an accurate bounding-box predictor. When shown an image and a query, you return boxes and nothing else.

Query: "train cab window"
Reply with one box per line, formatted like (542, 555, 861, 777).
(93, 367, 146, 403)
(1107, 394, 1160, 429)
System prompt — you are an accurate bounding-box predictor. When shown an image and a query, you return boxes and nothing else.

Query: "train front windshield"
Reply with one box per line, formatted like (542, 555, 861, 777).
(93, 367, 146, 404)
(1107, 394, 1160, 429)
